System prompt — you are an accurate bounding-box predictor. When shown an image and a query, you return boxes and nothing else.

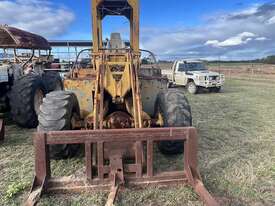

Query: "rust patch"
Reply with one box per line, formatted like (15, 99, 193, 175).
(0, 25, 51, 50)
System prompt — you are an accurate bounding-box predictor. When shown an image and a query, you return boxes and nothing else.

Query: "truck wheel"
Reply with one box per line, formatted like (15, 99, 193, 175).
(156, 88, 192, 155)
(213, 87, 221, 93)
(187, 81, 198, 94)
(10, 74, 46, 128)
(209, 87, 221, 93)
(167, 82, 175, 88)
(38, 91, 81, 159)
(42, 71, 63, 92)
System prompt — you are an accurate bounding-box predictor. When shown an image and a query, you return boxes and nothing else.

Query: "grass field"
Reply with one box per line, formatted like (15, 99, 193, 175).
(0, 76, 275, 206)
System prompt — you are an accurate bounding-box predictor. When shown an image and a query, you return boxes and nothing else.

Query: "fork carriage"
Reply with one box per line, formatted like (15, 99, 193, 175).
(26, 128, 218, 206)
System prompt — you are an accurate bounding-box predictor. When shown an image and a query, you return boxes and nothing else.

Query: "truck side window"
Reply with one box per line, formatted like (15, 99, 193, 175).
(177, 63, 186, 72)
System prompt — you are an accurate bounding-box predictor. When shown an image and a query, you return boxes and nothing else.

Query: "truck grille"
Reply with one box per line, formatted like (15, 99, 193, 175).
(209, 76, 218, 81)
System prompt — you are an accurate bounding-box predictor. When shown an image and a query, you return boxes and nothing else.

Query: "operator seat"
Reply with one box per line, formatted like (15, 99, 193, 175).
(109, 33, 125, 49)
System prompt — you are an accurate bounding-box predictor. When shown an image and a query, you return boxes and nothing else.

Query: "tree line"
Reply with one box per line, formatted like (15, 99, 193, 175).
(142, 55, 275, 65)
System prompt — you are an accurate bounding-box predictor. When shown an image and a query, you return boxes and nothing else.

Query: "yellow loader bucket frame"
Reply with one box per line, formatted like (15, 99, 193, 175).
(25, 1, 219, 206)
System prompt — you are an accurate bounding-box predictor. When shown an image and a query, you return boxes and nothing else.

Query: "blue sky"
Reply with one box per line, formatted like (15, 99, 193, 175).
(59, 0, 267, 39)
(1, 0, 275, 60)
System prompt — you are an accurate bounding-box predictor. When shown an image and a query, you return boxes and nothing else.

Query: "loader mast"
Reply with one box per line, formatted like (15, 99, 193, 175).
(92, 0, 139, 52)
(92, 0, 143, 129)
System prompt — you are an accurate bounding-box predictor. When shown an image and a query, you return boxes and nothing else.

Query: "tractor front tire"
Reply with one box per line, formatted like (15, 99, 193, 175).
(10, 74, 46, 128)
(156, 88, 192, 155)
(38, 91, 80, 159)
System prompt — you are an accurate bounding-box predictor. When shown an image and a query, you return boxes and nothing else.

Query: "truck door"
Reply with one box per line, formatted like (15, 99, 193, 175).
(174, 62, 188, 86)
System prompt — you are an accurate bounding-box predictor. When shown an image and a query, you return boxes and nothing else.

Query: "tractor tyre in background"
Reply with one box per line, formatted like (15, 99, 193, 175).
(10, 74, 46, 128)
(38, 91, 81, 159)
(42, 71, 63, 92)
(156, 88, 192, 155)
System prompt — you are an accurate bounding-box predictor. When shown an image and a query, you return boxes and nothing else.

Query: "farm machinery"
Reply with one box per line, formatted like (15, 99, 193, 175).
(0, 25, 62, 128)
(26, 0, 219, 206)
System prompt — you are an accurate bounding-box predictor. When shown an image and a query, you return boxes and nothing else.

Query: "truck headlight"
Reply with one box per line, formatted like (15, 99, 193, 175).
(199, 76, 204, 81)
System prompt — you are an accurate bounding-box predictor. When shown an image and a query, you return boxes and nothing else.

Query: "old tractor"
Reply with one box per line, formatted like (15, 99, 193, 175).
(0, 25, 63, 128)
(26, 0, 219, 206)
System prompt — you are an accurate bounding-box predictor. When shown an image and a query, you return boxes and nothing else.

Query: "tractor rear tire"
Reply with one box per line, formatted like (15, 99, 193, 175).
(10, 74, 46, 128)
(38, 91, 81, 159)
(42, 71, 63, 93)
(156, 88, 192, 155)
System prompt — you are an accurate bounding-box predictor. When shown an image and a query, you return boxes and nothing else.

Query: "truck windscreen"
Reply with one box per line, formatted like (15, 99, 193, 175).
(178, 63, 207, 71)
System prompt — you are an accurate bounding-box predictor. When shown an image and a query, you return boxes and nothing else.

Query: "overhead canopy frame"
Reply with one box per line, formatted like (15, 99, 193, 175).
(92, 0, 139, 52)
(0, 26, 51, 50)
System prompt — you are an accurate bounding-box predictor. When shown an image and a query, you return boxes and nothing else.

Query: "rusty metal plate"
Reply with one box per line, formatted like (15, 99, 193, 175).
(0, 25, 51, 50)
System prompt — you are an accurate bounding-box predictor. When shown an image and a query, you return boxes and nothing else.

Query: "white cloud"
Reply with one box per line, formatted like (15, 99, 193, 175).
(204, 40, 219, 46)
(266, 16, 275, 24)
(205, 32, 256, 47)
(141, 2, 275, 60)
(0, 0, 75, 38)
(255, 37, 268, 41)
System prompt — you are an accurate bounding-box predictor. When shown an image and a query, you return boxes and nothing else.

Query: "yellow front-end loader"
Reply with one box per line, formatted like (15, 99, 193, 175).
(25, 1, 219, 205)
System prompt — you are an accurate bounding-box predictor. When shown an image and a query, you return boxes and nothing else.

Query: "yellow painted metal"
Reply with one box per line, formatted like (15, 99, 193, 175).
(64, 79, 95, 118)
(92, 0, 139, 53)
(63, 0, 146, 129)
(128, 0, 140, 52)
(73, 69, 96, 79)
(92, 0, 103, 52)
(104, 54, 131, 100)
(91, 0, 143, 129)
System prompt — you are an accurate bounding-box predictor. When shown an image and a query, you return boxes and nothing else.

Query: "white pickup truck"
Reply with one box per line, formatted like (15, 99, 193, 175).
(162, 60, 225, 94)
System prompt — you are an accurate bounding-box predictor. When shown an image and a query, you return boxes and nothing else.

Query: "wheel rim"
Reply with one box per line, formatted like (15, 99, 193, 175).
(188, 83, 196, 93)
(34, 89, 44, 115)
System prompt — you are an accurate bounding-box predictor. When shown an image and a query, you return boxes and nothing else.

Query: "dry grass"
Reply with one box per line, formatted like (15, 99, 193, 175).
(0, 74, 275, 206)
